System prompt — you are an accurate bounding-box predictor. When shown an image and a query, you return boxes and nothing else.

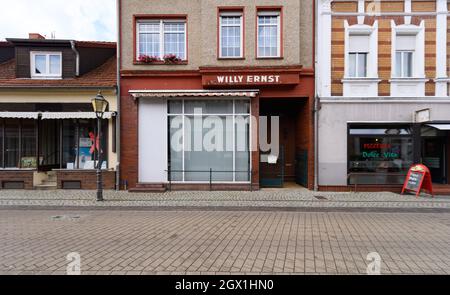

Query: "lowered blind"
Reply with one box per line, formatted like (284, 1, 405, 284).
(348, 34, 370, 52)
(396, 35, 416, 51)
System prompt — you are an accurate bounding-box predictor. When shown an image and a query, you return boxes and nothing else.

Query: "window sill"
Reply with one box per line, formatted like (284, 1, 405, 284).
(342, 77, 381, 83)
(389, 78, 429, 83)
(133, 61, 188, 65)
(217, 57, 245, 60)
(255, 56, 283, 60)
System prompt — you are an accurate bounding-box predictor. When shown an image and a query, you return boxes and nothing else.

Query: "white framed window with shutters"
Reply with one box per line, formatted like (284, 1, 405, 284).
(257, 11, 281, 58)
(30, 52, 62, 79)
(347, 34, 369, 78)
(219, 12, 243, 58)
(137, 19, 187, 60)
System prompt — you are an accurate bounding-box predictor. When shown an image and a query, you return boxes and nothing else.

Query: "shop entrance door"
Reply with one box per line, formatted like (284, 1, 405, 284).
(38, 120, 60, 171)
(422, 137, 447, 184)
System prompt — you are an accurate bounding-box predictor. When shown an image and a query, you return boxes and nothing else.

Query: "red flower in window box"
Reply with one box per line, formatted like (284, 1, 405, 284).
(163, 54, 183, 64)
(138, 54, 161, 63)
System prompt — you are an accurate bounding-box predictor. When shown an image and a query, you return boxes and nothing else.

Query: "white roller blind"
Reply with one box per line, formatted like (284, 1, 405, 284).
(348, 34, 370, 52)
(396, 35, 416, 51)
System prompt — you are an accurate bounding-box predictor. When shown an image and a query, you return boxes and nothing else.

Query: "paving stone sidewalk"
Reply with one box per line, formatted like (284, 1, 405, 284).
(0, 189, 449, 210)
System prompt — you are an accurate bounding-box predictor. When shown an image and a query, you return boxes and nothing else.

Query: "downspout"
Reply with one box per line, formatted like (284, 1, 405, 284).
(70, 40, 80, 76)
(313, 0, 320, 192)
(115, 0, 121, 191)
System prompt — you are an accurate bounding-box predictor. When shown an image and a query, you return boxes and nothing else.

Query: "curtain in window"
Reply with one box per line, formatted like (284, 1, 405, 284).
(220, 16, 242, 57)
(258, 15, 279, 57)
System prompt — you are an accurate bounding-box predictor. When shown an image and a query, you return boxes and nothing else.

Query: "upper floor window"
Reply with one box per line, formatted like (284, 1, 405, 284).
(137, 20, 186, 61)
(30, 52, 62, 78)
(219, 12, 243, 58)
(395, 51, 413, 78)
(257, 11, 281, 58)
(394, 35, 415, 78)
(347, 34, 369, 78)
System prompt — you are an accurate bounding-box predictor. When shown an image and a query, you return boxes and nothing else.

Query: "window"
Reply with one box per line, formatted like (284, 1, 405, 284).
(257, 11, 281, 58)
(137, 20, 186, 60)
(168, 100, 251, 182)
(0, 119, 37, 169)
(348, 53, 367, 77)
(347, 34, 370, 78)
(30, 52, 62, 78)
(219, 12, 243, 58)
(394, 34, 416, 78)
(395, 51, 413, 78)
(348, 125, 414, 185)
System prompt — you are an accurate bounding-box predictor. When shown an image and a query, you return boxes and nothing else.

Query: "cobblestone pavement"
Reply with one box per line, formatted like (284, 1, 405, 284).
(0, 209, 449, 275)
(0, 189, 449, 210)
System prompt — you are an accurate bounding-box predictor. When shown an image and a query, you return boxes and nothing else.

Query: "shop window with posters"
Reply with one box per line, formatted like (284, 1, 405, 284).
(348, 125, 414, 185)
(63, 119, 108, 170)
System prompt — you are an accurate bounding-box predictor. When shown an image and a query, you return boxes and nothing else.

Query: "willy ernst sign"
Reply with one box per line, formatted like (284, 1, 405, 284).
(202, 73, 300, 87)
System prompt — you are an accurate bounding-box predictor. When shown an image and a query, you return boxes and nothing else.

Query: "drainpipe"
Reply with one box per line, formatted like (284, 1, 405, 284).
(313, 0, 320, 192)
(70, 40, 80, 76)
(115, 0, 121, 191)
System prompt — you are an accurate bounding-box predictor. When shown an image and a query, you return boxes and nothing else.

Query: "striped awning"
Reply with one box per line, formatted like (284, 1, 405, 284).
(0, 112, 115, 120)
(41, 112, 116, 120)
(0, 112, 40, 119)
(129, 90, 259, 99)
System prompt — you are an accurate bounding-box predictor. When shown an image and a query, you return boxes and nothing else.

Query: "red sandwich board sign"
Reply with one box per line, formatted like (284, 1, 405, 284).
(401, 164, 434, 197)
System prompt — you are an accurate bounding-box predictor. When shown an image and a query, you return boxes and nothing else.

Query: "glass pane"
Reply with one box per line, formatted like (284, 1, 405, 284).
(395, 51, 402, 77)
(357, 53, 367, 77)
(258, 16, 278, 57)
(235, 100, 250, 114)
(49, 55, 61, 75)
(39, 120, 59, 166)
(184, 116, 233, 181)
(404, 52, 413, 77)
(4, 119, 20, 168)
(78, 120, 96, 170)
(168, 100, 183, 114)
(164, 32, 185, 59)
(21, 120, 37, 168)
(348, 53, 356, 77)
(235, 116, 250, 181)
(221, 17, 241, 57)
(184, 100, 233, 114)
(34, 55, 46, 74)
(139, 32, 160, 57)
(349, 127, 412, 135)
(169, 116, 183, 181)
(348, 136, 414, 185)
(139, 23, 159, 33)
(62, 120, 77, 169)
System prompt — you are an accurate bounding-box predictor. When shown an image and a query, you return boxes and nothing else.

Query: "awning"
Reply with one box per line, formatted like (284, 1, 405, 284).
(41, 112, 116, 120)
(426, 124, 450, 131)
(129, 89, 259, 99)
(0, 112, 40, 119)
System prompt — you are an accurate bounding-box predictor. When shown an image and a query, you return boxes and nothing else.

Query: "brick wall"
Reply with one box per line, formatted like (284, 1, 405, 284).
(0, 170, 34, 189)
(56, 170, 116, 190)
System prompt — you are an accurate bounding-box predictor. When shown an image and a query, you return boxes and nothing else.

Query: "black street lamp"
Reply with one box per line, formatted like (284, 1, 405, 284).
(91, 91, 109, 202)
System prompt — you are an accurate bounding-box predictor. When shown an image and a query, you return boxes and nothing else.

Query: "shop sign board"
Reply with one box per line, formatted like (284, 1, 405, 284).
(415, 108, 431, 123)
(401, 164, 434, 197)
(202, 73, 300, 87)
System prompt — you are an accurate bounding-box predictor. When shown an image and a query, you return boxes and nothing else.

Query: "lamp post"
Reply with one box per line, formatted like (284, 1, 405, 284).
(91, 91, 109, 202)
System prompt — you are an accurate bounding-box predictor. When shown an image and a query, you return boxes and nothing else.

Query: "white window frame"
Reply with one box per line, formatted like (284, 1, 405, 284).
(219, 12, 244, 59)
(30, 51, 62, 79)
(395, 50, 414, 78)
(257, 11, 281, 58)
(348, 52, 368, 78)
(136, 19, 187, 60)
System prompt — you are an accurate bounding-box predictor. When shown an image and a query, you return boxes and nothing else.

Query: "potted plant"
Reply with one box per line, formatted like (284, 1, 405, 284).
(138, 54, 160, 63)
(163, 54, 182, 64)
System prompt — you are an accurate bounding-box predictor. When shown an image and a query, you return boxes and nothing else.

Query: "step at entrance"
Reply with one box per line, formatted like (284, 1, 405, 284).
(33, 172, 57, 190)
(129, 183, 167, 193)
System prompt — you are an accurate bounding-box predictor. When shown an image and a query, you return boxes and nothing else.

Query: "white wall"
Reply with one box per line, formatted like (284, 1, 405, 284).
(138, 99, 168, 183)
